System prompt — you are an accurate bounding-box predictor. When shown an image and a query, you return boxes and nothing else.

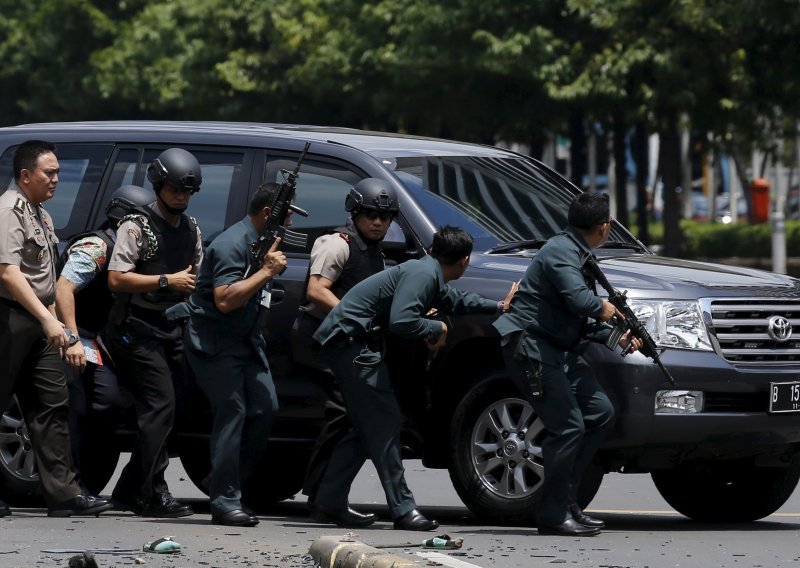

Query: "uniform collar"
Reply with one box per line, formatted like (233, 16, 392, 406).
(563, 226, 594, 255)
(422, 254, 446, 289)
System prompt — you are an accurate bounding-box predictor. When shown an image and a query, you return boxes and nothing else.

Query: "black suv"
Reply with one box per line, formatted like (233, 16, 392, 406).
(1, 122, 799, 524)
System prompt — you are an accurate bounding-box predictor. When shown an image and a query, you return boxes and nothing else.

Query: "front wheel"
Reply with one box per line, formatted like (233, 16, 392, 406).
(448, 375, 603, 526)
(652, 459, 800, 522)
(0, 396, 43, 506)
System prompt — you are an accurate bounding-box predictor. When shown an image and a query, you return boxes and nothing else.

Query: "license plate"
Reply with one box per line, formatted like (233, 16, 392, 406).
(769, 381, 800, 413)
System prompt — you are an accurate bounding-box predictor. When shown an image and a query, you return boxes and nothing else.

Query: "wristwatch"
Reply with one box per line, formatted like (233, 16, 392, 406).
(65, 329, 80, 347)
(158, 274, 169, 289)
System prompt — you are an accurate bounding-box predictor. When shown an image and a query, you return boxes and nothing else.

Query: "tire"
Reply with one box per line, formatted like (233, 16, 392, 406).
(448, 375, 604, 526)
(0, 396, 44, 506)
(178, 441, 309, 512)
(652, 459, 800, 522)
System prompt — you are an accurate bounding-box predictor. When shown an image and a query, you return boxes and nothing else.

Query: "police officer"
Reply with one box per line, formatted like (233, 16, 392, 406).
(0, 140, 113, 517)
(311, 226, 516, 530)
(493, 192, 641, 537)
(55, 185, 153, 488)
(296, 178, 399, 508)
(174, 183, 288, 527)
(106, 148, 203, 518)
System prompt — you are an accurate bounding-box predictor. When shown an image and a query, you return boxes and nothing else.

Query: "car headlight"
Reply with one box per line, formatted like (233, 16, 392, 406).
(627, 300, 713, 351)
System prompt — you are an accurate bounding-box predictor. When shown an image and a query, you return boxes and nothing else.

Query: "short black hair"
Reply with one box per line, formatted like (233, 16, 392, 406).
(568, 192, 610, 229)
(430, 225, 473, 265)
(13, 140, 56, 180)
(249, 182, 281, 215)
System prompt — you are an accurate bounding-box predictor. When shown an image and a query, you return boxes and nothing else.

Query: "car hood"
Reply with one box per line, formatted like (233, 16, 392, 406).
(467, 252, 800, 299)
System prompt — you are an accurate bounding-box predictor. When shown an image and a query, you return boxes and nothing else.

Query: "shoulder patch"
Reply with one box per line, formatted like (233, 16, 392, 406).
(338, 232, 350, 243)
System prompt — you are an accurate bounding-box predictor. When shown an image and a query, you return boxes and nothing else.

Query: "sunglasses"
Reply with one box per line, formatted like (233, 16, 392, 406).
(362, 209, 394, 221)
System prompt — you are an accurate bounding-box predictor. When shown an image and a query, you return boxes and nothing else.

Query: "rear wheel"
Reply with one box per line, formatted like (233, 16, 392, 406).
(448, 375, 604, 526)
(0, 396, 43, 506)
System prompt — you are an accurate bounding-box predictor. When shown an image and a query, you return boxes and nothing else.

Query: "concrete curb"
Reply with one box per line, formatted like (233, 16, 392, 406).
(309, 535, 418, 568)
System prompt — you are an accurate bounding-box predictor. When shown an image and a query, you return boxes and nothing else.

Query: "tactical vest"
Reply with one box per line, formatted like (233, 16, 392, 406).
(112, 209, 198, 315)
(57, 229, 116, 336)
(330, 227, 386, 299)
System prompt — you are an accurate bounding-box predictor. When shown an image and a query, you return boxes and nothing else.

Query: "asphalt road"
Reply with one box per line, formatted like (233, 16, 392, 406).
(1, 456, 799, 567)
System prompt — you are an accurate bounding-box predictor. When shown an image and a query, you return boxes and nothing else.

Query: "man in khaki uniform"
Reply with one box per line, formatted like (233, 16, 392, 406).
(0, 140, 113, 517)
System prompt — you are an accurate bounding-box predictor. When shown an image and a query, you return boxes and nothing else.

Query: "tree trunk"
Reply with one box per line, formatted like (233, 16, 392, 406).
(660, 113, 683, 257)
(613, 114, 629, 227)
(633, 121, 650, 245)
(569, 110, 586, 190)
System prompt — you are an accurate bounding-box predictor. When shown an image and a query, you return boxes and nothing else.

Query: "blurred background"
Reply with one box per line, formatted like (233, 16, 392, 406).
(2, 0, 799, 270)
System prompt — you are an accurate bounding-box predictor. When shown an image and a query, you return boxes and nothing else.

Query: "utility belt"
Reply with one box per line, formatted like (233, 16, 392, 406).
(328, 326, 385, 368)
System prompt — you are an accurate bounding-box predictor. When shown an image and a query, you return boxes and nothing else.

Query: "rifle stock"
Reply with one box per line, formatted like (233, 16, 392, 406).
(244, 142, 311, 279)
(583, 256, 677, 386)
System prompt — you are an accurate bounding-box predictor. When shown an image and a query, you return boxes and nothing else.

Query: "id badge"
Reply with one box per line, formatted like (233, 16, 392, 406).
(260, 286, 272, 308)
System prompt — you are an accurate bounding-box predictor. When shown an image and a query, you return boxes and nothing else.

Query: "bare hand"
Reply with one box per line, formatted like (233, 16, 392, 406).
(65, 342, 87, 372)
(260, 238, 287, 278)
(503, 280, 520, 312)
(169, 265, 197, 293)
(619, 330, 643, 353)
(43, 317, 67, 349)
(599, 300, 622, 322)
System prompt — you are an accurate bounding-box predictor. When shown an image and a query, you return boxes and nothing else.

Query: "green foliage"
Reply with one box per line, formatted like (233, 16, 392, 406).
(634, 220, 800, 259)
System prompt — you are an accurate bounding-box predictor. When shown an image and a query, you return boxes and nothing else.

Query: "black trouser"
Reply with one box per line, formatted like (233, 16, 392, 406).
(0, 300, 80, 506)
(294, 312, 351, 501)
(107, 317, 185, 502)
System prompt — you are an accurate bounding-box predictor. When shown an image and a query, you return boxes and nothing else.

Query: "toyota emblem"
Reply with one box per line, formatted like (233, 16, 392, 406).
(767, 315, 793, 342)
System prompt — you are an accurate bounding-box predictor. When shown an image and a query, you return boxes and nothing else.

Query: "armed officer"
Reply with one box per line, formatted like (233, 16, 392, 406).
(311, 226, 516, 531)
(0, 140, 113, 517)
(493, 192, 641, 537)
(106, 148, 203, 518)
(172, 183, 288, 527)
(295, 178, 399, 512)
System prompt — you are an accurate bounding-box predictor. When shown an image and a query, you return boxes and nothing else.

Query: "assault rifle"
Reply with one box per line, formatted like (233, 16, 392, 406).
(582, 255, 677, 386)
(244, 142, 310, 279)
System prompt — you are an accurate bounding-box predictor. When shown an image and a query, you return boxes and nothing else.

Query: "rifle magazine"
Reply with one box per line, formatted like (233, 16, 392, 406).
(281, 228, 308, 249)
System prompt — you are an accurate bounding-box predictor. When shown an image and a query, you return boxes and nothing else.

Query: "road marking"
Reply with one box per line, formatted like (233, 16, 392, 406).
(587, 508, 800, 518)
(416, 552, 484, 568)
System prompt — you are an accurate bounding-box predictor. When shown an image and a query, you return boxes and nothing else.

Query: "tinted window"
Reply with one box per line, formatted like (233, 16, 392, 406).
(104, 147, 251, 243)
(262, 157, 362, 254)
(0, 144, 114, 238)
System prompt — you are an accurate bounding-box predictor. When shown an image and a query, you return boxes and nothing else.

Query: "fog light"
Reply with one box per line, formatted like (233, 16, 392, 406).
(655, 390, 704, 414)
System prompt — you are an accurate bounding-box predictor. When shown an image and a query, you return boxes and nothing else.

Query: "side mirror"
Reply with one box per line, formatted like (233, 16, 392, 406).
(380, 221, 407, 255)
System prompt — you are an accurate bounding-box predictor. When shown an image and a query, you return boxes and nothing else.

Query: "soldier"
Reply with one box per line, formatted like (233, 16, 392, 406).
(311, 226, 516, 531)
(295, 178, 399, 512)
(0, 140, 113, 517)
(493, 192, 641, 537)
(55, 185, 153, 488)
(106, 148, 203, 518)
(173, 183, 289, 527)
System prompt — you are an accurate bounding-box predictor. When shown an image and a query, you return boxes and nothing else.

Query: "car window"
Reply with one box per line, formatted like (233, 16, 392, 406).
(262, 157, 362, 254)
(0, 144, 114, 238)
(101, 147, 251, 243)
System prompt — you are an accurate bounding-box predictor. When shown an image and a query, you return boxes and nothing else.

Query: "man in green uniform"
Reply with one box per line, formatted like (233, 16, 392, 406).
(493, 192, 641, 537)
(0, 140, 113, 517)
(311, 226, 516, 531)
(174, 183, 288, 527)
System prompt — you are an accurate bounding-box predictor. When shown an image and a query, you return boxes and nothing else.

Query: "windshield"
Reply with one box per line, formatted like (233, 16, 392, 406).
(392, 155, 637, 252)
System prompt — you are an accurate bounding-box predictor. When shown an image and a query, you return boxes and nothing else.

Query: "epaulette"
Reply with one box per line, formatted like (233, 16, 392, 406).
(13, 198, 25, 213)
(338, 232, 350, 243)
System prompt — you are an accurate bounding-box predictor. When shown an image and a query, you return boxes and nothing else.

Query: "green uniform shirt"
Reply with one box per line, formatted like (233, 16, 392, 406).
(493, 227, 611, 365)
(313, 254, 498, 345)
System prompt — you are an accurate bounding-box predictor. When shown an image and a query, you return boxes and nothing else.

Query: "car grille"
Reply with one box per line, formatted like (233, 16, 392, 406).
(708, 299, 800, 362)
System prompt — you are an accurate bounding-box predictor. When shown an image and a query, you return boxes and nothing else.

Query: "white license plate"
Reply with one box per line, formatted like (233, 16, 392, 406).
(769, 381, 800, 414)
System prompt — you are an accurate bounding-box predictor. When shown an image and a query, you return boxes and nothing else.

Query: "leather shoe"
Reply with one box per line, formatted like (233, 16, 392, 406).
(569, 503, 605, 528)
(141, 492, 193, 518)
(48, 494, 114, 517)
(212, 509, 259, 527)
(0, 498, 10, 517)
(393, 508, 439, 531)
(311, 504, 376, 528)
(538, 518, 601, 536)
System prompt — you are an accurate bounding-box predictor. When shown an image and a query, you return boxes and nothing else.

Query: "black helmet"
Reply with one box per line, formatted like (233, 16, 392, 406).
(146, 148, 202, 194)
(105, 185, 153, 223)
(345, 178, 400, 215)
